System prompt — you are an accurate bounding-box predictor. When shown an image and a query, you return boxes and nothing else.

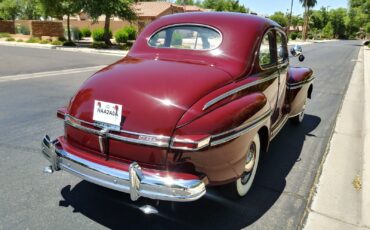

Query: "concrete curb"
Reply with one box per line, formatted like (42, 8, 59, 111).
(303, 47, 370, 230)
(0, 41, 57, 49)
(362, 47, 370, 227)
(288, 39, 338, 46)
(55, 47, 128, 56)
(0, 41, 128, 56)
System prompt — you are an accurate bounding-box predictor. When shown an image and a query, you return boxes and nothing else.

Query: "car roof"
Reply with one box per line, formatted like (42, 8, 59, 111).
(130, 12, 281, 78)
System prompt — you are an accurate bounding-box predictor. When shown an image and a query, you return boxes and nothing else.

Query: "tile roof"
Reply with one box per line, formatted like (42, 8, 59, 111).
(133, 2, 184, 18)
(183, 5, 205, 12)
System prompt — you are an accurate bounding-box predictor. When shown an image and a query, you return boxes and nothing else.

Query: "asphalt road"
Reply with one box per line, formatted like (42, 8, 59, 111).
(0, 41, 362, 230)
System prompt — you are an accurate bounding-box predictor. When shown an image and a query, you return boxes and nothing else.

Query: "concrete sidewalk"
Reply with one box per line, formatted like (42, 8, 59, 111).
(288, 39, 338, 46)
(303, 46, 370, 229)
(0, 41, 128, 57)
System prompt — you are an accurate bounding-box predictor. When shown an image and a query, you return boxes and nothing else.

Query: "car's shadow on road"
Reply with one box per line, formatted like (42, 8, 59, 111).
(59, 114, 321, 230)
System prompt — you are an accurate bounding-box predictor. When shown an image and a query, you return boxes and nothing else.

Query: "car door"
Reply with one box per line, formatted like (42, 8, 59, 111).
(274, 30, 289, 122)
(258, 30, 280, 127)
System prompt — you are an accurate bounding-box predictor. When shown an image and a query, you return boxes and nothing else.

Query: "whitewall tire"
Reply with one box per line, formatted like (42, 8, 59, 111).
(233, 134, 261, 197)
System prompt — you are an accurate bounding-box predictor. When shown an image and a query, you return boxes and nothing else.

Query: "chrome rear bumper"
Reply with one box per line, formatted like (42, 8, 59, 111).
(41, 135, 206, 202)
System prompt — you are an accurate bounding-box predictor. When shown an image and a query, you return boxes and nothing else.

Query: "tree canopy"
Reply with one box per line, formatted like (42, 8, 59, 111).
(202, 0, 249, 13)
(299, 0, 318, 8)
(0, 0, 22, 20)
(269, 11, 288, 27)
(80, 0, 136, 45)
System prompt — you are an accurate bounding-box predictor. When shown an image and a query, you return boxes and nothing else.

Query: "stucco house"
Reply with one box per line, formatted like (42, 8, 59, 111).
(133, 2, 185, 32)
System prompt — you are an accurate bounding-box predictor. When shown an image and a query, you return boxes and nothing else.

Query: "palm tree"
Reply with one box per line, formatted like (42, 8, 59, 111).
(299, 0, 317, 40)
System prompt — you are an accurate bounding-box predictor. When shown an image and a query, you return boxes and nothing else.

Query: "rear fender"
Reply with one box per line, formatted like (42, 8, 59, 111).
(287, 67, 314, 116)
(167, 92, 271, 185)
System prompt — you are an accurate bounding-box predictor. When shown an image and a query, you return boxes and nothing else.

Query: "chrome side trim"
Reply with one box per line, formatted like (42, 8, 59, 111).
(41, 136, 206, 202)
(270, 114, 289, 140)
(287, 76, 315, 90)
(203, 75, 278, 110)
(210, 110, 271, 146)
(170, 137, 211, 151)
(64, 115, 170, 148)
(289, 111, 303, 118)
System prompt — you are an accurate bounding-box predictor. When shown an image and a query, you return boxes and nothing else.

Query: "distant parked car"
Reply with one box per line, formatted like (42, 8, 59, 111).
(41, 12, 314, 202)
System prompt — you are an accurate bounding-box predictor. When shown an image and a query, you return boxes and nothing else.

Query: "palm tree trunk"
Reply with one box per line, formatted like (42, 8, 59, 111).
(104, 14, 112, 46)
(303, 1, 308, 40)
(287, 0, 294, 39)
(67, 14, 71, 42)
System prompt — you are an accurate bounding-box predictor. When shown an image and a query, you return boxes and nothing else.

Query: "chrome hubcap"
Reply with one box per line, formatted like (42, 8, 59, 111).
(241, 142, 256, 185)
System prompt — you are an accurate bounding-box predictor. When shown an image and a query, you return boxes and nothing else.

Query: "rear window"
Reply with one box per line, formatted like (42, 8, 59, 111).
(148, 25, 222, 50)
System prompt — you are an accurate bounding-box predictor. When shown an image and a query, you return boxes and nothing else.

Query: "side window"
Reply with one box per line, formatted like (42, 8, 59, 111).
(259, 32, 274, 68)
(276, 32, 288, 63)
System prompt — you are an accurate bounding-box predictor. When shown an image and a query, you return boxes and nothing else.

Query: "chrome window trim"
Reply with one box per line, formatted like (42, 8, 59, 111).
(203, 74, 278, 110)
(210, 110, 271, 147)
(147, 23, 223, 51)
(64, 115, 170, 148)
(275, 28, 289, 65)
(258, 29, 277, 71)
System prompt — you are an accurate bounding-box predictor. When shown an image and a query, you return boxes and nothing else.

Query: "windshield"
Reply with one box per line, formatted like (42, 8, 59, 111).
(148, 25, 222, 50)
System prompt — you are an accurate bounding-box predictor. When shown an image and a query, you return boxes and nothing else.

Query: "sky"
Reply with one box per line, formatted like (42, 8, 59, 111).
(240, 0, 349, 16)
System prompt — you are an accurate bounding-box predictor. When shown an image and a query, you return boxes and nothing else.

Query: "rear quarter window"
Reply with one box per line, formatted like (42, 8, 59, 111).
(148, 25, 222, 50)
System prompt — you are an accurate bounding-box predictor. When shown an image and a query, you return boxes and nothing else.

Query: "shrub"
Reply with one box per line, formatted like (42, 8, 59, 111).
(63, 41, 76, 46)
(16, 25, 30, 35)
(64, 27, 81, 40)
(92, 28, 112, 42)
(58, 36, 66, 42)
(6, 37, 15, 41)
(123, 26, 137, 40)
(115, 29, 128, 44)
(308, 34, 314, 40)
(368, 43, 370, 48)
(290, 32, 297, 40)
(16, 39, 23, 42)
(80, 27, 91, 37)
(72, 27, 81, 40)
(27, 37, 41, 43)
(51, 40, 63, 45)
(90, 41, 109, 49)
(117, 43, 132, 50)
(171, 32, 182, 46)
(0, 33, 11, 38)
(39, 40, 50, 44)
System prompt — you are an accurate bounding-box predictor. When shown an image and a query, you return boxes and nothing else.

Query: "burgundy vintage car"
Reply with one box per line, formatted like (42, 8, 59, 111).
(41, 12, 313, 202)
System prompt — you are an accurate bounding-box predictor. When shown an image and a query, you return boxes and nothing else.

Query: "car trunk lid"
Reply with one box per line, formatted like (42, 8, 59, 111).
(66, 57, 231, 165)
